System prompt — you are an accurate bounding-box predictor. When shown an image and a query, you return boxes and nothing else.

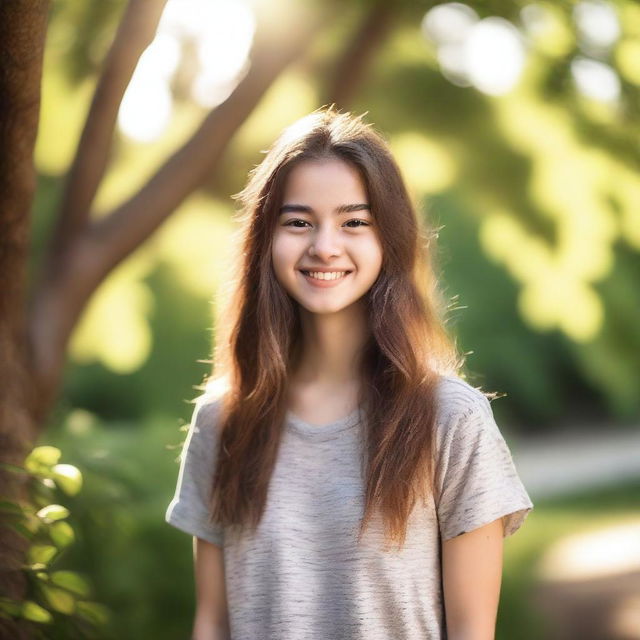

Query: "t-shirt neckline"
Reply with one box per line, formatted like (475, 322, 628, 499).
(285, 406, 362, 440)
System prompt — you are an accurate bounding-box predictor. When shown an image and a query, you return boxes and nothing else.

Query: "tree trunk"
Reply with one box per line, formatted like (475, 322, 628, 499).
(0, 0, 50, 636)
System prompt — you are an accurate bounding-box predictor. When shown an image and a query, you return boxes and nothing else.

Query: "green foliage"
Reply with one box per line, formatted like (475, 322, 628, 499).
(573, 242, 640, 417)
(432, 191, 570, 426)
(39, 408, 205, 640)
(49, 0, 126, 85)
(0, 447, 110, 639)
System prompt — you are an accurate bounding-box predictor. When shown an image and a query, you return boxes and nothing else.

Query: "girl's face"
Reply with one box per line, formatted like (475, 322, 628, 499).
(272, 157, 383, 315)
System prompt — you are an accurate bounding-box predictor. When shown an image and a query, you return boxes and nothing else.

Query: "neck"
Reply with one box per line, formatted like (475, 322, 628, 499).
(292, 301, 369, 387)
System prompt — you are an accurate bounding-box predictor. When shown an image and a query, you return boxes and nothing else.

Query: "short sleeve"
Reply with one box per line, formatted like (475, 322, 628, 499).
(165, 394, 224, 546)
(434, 388, 533, 541)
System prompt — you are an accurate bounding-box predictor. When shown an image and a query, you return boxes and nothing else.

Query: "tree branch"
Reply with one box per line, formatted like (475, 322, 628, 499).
(324, 0, 396, 109)
(49, 0, 168, 256)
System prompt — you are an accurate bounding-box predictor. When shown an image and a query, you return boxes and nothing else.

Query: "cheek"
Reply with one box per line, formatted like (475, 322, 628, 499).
(360, 236, 384, 274)
(271, 234, 297, 275)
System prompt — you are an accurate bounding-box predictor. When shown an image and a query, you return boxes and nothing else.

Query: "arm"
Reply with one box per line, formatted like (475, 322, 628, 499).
(191, 536, 231, 640)
(441, 517, 504, 640)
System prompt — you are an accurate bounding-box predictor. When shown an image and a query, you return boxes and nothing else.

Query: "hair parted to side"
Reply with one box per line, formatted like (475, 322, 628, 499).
(201, 105, 467, 550)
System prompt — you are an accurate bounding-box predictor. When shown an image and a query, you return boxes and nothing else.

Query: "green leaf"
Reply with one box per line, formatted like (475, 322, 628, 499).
(49, 521, 75, 548)
(50, 571, 90, 597)
(24, 446, 61, 475)
(21, 600, 52, 623)
(27, 545, 57, 565)
(40, 584, 75, 614)
(75, 601, 110, 626)
(51, 464, 83, 496)
(36, 504, 70, 522)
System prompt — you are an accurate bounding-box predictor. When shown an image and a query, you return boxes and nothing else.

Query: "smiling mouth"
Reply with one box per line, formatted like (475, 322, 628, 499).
(299, 270, 353, 281)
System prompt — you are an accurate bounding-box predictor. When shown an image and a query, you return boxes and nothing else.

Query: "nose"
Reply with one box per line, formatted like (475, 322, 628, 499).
(308, 224, 343, 260)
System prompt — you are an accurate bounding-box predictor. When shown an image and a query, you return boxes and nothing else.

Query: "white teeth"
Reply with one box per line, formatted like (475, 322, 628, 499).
(305, 271, 348, 280)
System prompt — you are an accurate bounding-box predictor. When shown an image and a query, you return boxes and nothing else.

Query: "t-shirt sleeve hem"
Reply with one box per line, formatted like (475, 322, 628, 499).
(440, 499, 534, 541)
(165, 504, 224, 547)
(502, 503, 533, 538)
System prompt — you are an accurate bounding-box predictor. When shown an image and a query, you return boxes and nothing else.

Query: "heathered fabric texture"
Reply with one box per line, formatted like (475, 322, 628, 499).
(165, 375, 533, 639)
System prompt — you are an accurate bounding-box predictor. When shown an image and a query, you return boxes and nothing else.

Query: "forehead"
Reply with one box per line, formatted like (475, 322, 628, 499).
(282, 158, 368, 201)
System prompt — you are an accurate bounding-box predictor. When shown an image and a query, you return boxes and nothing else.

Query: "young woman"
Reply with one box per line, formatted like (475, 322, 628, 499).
(165, 106, 533, 640)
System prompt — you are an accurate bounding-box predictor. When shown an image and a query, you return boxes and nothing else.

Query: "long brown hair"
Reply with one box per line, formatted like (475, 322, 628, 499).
(202, 106, 466, 549)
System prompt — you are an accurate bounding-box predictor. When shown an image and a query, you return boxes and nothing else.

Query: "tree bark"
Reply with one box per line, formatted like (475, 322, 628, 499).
(0, 0, 51, 636)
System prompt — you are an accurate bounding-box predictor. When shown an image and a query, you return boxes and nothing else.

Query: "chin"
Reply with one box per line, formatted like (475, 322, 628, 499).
(298, 301, 341, 312)
(301, 297, 364, 314)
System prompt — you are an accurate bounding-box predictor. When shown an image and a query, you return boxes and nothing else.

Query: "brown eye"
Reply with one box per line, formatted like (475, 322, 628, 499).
(345, 219, 370, 228)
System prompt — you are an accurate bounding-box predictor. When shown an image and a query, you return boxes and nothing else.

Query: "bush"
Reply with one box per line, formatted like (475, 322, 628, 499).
(0, 446, 109, 639)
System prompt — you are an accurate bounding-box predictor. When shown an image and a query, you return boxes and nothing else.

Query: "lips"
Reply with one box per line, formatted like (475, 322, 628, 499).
(298, 270, 352, 288)
(298, 269, 353, 273)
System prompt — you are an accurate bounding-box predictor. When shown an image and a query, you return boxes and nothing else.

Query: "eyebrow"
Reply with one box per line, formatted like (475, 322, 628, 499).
(278, 203, 371, 216)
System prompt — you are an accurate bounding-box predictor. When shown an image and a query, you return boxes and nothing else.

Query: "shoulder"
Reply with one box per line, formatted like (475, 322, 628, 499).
(433, 375, 500, 444)
(193, 376, 230, 418)
(194, 392, 224, 417)
(187, 386, 227, 443)
(434, 375, 492, 421)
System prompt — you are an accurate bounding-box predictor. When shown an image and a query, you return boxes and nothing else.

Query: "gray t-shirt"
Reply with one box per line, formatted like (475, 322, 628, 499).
(165, 375, 533, 639)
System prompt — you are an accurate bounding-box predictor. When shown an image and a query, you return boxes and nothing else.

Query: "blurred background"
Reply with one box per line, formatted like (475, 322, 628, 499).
(28, 0, 640, 637)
